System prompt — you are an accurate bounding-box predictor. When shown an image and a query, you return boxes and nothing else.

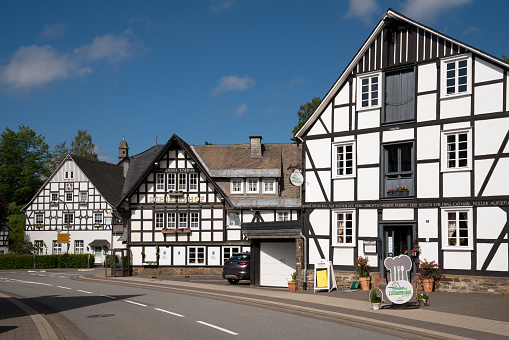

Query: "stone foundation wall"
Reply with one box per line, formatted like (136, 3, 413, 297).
(133, 266, 223, 278)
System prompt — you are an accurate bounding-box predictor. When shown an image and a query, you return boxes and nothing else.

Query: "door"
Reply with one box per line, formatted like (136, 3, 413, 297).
(94, 246, 103, 264)
(260, 242, 296, 287)
(382, 225, 416, 279)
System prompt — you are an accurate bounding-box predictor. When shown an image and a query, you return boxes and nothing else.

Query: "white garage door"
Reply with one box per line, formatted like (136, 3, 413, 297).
(260, 242, 296, 287)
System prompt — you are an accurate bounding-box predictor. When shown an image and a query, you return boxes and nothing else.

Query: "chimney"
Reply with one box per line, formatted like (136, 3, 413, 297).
(250, 136, 262, 158)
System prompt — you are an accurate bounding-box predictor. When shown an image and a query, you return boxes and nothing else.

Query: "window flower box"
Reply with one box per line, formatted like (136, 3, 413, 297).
(169, 190, 184, 197)
(49, 201, 57, 205)
(162, 228, 191, 234)
(142, 261, 158, 266)
(387, 186, 409, 196)
(78, 200, 87, 204)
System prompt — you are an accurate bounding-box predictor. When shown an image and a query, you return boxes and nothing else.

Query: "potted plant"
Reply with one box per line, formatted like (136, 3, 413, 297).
(417, 259, 444, 292)
(288, 271, 297, 291)
(369, 289, 383, 310)
(356, 256, 371, 290)
(416, 293, 429, 307)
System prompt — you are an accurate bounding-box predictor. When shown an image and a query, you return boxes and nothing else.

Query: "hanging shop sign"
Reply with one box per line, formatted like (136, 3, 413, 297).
(289, 170, 303, 186)
(384, 254, 413, 304)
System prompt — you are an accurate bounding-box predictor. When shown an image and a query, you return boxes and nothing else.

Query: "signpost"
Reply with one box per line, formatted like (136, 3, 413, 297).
(57, 233, 70, 243)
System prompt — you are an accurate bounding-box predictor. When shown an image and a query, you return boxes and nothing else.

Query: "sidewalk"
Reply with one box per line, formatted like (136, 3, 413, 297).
(83, 273, 509, 340)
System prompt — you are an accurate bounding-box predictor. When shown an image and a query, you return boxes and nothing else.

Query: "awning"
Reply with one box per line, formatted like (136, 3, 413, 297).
(241, 221, 302, 239)
(88, 239, 110, 248)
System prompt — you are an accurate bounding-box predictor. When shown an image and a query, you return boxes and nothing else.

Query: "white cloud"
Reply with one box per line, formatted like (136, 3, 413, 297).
(344, 0, 380, 24)
(41, 24, 66, 39)
(211, 0, 236, 12)
(212, 75, 255, 95)
(0, 33, 134, 91)
(234, 104, 248, 116)
(402, 0, 472, 23)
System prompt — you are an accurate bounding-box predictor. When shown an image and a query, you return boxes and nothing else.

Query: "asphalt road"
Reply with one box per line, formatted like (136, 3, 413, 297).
(0, 269, 405, 339)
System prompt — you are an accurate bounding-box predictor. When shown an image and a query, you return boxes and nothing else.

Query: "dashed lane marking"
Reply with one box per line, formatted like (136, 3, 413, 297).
(196, 321, 238, 335)
(154, 308, 185, 317)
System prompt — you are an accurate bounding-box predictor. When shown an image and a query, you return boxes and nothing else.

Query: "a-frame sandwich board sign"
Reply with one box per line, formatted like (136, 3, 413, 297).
(314, 260, 337, 292)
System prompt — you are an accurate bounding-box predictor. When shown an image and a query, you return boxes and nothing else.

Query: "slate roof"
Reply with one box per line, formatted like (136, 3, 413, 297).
(120, 145, 164, 198)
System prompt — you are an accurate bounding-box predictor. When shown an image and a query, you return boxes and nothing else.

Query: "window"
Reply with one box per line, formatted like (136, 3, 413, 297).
(52, 240, 62, 255)
(223, 246, 240, 262)
(188, 247, 205, 264)
(333, 210, 355, 246)
(262, 178, 276, 193)
(64, 213, 74, 225)
(155, 213, 164, 229)
(441, 128, 472, 172)
(332, 141, 356, 178)
(179, 213, 187, 228)
(35, 213, 44, 225)
(94, 213, 103, 224)
(247, 178, 258, 193)
(383, 142, 414, 197)
(277, 211, 290, 221)
(441, 55, 471, 97)
(357, 73, 381, 109)
(384, 68, 415, 123)
(189, 173, 198, 191)
(178, 173, 187, 191)
(167, 213, 176, 229)
(65, 171, 73, 179)
(65, 192, 73, 202)
(190, 212, 199, 229)
(34, 240, 45, 255)
(75, 240, 84, 254)
(442, 207, 473, 250)
(51, 193, 58, 202)
(231, 179, 243, 194)
(167, 173, 176, 191)
(228, 211, 240, 228)
(80, 192, 87, 201)
(156, 173, 165, 191)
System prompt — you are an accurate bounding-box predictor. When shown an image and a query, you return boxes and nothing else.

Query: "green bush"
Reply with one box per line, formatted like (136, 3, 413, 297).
(0, 253, 95, 269)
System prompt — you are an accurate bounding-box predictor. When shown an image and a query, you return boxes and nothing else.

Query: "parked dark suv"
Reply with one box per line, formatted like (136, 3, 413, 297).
(222, 253, 250, 284)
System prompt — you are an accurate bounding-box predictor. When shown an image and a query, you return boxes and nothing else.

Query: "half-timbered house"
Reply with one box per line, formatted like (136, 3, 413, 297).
(294, 9, 509, 292)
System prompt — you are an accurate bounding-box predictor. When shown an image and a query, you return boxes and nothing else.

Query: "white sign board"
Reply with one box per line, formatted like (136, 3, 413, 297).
(314, 260, 337, 293)
(384, 254, 414, 304)
(289, 170, 303, 186)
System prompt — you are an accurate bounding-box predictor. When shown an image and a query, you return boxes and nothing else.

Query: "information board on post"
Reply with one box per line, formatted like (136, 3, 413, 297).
(313, 260, 337, 293)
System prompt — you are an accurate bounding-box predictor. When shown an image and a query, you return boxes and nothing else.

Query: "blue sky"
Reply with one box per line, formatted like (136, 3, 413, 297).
(1, 0, 507, 163)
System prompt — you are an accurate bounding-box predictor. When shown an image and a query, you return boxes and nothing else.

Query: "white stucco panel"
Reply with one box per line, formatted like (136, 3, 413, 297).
(333, 106, 350, 132)
(474, 83, 503, 115)
(440, 96, 471, 119)
(305, 170, 330, 202)
(333, 178, 354, 202)
(358, 209, 377, 237)
(443, 251, 471, 270)
(131, 232, 141, 242)
(357, 108, 380, 130)
(306, 139, 331, 169)
(474, 58, 503, 83)
(334, 83, 350, 105)
(307, 116, 327, 136)
(474, 159, 492, 196)
(143, 221, 152, 231)
(260, 211, 274, 222)
(417, 62, 437, 93)
(476, 207, 507, 239)
(309, 238, 329, 263)
(477, 243, 508, 272)
(442, 171, 470, 197)
(143, 232, 153, 242)
(333, 247, 354, 266)
(142, 209, 152, 219)
(357, 132, 379, 165)
(418, 243, 439, 264)
(480, 158, 509, 196)
(382, 209, 414, 221)
(357, 168, 380, 201)
(417, 208, 438, 239)
(475, 117, 509, 155)
(382, 128, 414, 143)
(417, 126, 440, 160)
(131, 221, 141, 231)
(320, 102, 332, 133)
(173, 247, 186, 265)
(417, 93, 437, 122)
(417, 163, 439, 198)
(159, 246, 172, 265)
(309, 209, 330, 236)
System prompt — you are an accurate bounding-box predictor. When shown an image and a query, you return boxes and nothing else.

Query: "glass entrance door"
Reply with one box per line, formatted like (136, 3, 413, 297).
(382, 225, 416, 279)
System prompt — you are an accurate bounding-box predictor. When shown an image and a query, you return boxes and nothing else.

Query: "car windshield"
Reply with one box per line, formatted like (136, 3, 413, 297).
(230, 254, 249, 260)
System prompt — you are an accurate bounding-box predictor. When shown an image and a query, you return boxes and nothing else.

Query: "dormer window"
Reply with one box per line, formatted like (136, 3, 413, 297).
(247, 178, 258, 193)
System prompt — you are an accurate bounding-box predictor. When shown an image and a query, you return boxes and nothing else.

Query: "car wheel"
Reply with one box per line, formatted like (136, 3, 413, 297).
(228, 279, 239, 284)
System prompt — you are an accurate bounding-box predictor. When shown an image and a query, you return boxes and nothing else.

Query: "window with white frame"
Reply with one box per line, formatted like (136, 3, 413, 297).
(65, 192, 73, 202)
(230, 179, 243, 194)
(155, 213, 165, 229)
(75, 240, 84, 254)
(277, 211, 290, 221)
(167, 213, 176, 229)
(247, 178, 258, 193)
(357, 72, 381, 109)
(189, 173, 198, 191)
(52, 240, 62, 254)
(441, 55, 471, 97)
(333, 210, 355, 246)
(34, 240, 45, 255)
(167, 173, 176, 191)
(65, 171, 74, 179)
(156, 173, 165, 191)
(80, 192, 87, 202)
(441, 128, 472, 171)
(64, 213, 74, 225)
(228, 211, 240, 228)
(179, 213, 188, 228)
(332, 141, 356, 178)
(262, 178, 276, 194)
(35, 213, 44, 225)
(442, 207, 473, 250)
(188, 246, 205, 264)
(94, 213, 103, 224)
(190, 212, 199, 229)
(178, 173, 187, 191)
(223, 246, 240, 262)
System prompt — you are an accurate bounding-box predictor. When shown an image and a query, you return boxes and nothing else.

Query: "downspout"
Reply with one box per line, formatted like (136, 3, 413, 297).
(300, 230, 307, 290)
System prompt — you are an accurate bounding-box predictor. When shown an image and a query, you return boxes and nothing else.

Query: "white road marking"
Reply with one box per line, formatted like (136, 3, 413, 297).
(125, 300, 147, 307)
(31, 282, 52, 286)
(99, 294, 116, 299)
(57, 286, 72, 290)
(196, 321, 238, 335)
(76, 290, 92, 294)
(154, 308, 185, 317)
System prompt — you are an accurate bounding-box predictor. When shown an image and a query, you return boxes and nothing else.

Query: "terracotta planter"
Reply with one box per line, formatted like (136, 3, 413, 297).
(288, 282, 297, 291)
(422, 278, 434, 292)
(359, 277, 371, 290)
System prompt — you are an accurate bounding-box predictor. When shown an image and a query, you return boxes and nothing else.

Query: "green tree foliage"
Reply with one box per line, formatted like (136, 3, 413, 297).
(47, 141, 70, 174)
(0, 192, 7, 226)
(70, 130, 98, 160)
(503, 54, 509, 63)
(7, 204, 27, 253)
(292, 97, 321, 136)
(0, 125, 51, 205)
(204, 141, 213, 145)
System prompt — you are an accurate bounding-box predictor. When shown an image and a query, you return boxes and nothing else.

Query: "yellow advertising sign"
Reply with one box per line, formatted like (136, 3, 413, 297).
(57, 233, 70, 243)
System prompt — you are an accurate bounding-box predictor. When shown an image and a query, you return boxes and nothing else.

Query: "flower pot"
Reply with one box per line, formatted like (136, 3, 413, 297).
(422, 278, 434, 292)
(371, 302, 381, 310)
(359, 277, 371, 290)
(288, 282, 297, 291)
(417, 298, 428, 307)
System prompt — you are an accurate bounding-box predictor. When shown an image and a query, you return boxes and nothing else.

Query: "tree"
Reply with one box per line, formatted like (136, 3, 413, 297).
(70, 130, 98, 160)
(47, 141, 69, 174)
(0, 192, 7, 226)
(503, 54, 509, 63)
(0, 125, 51, 205)
(292, 97, 321, 136)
